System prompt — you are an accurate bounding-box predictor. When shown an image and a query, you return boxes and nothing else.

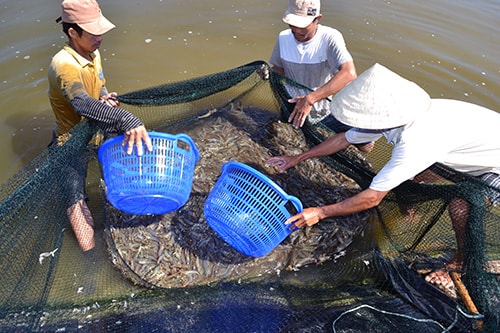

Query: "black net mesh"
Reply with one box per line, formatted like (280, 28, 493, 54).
(0, 61, 498, 332)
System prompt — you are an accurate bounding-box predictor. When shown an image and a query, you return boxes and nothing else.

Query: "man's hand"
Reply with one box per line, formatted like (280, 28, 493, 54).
(288, 95, 313, 128)
(100, 92, 120, 107)
(285, 207, 323, 230)
(122, 125, 153, 156)
(256, 64, 270, 80)
(266, 155, 299, 173)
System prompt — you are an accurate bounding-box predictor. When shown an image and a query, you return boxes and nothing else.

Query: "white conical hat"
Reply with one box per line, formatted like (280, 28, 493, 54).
(331, 63, 431, 129)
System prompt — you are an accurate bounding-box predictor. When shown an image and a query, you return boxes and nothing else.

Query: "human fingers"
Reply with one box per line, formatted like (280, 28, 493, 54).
(108, 92, 120, 106)
(288, 104, 307, 128)
(123, 127, 153, 156)
(287, 106, 297, 125)
(256, 64, 269, 80)
(134, 133, 144, 156)
(292, 111, 306, 129)
(266, 156, 284, 166)
(285, 214, 302, 230)
(266, 157, 289, 173)
(287, 208, 321, 230)
(293, 106, 311, 128)
(107, 99, 119, 107)
(139, 129, 153, 153)
(122, 131, 136, 155)
(100, 93, 119, 107)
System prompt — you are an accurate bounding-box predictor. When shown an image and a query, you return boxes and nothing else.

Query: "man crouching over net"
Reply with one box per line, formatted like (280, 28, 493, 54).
(267, 63, 500, 295)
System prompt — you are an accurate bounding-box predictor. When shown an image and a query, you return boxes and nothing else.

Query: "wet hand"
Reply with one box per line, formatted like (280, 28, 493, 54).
(122, 125, 153, 156)
(288, 96, 312, 128)
(256, 64, 269, 80)
(266, 155, 296, 173)
(100, 92, 120, 107)
(285, 207, 321, 230)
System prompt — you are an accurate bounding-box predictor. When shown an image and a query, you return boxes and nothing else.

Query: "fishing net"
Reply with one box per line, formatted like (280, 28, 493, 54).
(0, 60, 498, 332)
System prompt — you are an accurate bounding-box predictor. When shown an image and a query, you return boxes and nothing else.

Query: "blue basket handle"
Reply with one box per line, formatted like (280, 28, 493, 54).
(283, 194, 303, 215)
(282, 194, 303, 232)
(222, 161, 303, 214)
(220, 161, 303, 231)
(174, 133, 200, 163)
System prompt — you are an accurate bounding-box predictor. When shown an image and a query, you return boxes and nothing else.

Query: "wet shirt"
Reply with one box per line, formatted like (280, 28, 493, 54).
(48, 45, 105, 135)
(48, 45, 142, 136)
(270, 24, 353, 123)
(345, 99, 500, 192)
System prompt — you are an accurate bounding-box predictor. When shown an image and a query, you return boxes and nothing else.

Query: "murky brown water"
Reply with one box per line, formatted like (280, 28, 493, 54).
(1, 0, 499, 184)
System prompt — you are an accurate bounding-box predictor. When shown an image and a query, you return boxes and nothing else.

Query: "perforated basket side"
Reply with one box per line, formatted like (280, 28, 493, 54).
(98, 132, 199, 215)
(204, 161, 302, 257)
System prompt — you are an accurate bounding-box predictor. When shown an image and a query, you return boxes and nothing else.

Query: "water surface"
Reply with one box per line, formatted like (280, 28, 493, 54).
(1, 0, 498, 182)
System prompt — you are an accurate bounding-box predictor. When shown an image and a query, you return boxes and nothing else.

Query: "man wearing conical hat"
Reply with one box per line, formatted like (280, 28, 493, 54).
(267, 63, 500, 294)
(49, 0, 153, 252)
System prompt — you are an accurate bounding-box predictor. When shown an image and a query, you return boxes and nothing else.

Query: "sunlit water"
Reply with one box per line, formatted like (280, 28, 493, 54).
(1, 0, 498, 184)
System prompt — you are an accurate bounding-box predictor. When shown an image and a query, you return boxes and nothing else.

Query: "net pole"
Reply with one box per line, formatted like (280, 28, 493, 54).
(450, 271, 483, 330)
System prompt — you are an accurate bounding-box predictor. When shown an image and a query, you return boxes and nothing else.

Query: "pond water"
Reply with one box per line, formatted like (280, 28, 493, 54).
(1, 0, 498, 185)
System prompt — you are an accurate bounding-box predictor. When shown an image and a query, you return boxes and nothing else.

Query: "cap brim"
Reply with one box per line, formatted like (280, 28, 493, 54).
(79, 15, 115, 35)
(282, 13, 315, 28)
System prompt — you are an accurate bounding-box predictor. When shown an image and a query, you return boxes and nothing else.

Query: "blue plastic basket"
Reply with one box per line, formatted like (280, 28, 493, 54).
(204, 161, 303, 257)
(98, 132, 199, 215)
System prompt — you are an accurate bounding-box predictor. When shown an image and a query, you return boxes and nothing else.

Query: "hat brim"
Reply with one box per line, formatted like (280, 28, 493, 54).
(331, 63, 431, 129)
(79, 15, 115, 35)
(282, 13, 316, 28)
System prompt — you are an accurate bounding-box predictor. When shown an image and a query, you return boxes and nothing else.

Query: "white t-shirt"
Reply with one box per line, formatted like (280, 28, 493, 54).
(344, 99, 500, 192)
(270, 25, 353, 123)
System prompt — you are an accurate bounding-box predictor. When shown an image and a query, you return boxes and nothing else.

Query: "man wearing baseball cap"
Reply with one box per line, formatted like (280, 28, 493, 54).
(49, 0, 152, 252)
(269, 1, 372, 152)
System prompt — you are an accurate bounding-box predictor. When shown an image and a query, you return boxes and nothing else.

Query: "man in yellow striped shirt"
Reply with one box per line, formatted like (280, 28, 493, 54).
(49, 0, 152, 252)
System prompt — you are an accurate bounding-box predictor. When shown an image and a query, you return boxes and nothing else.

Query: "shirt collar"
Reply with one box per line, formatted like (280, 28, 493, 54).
(63, 44, 96, 67)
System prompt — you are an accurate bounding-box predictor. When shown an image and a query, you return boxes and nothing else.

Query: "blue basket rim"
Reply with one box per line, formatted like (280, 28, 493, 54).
(98, 131, 199, 163)
(220, 161, 303, 212)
